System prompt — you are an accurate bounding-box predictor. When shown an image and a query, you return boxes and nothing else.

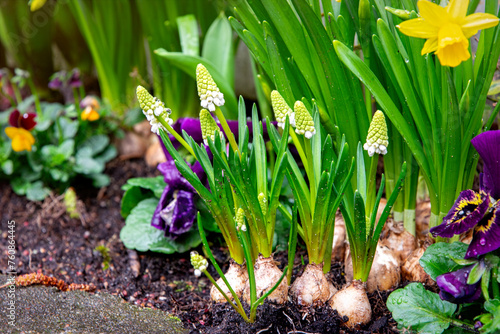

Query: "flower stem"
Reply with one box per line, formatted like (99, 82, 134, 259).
(157, 117, 196, 157)
(288, 128, 311, 182)
(27, 78, 41, 114)
(215, 107, 240, 158)
(202, 270, 250, 322)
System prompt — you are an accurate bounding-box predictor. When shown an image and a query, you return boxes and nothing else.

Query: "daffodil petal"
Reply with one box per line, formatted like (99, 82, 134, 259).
(461, 13, 500, 38)
(397, 18, 439, 38)
(421, 37, 438, 54)
(418, 0, 449, 27)
(446, 0, 468, 21)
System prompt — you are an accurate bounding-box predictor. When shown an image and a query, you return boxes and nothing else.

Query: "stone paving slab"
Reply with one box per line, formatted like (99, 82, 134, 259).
(0, 275, 187, 334)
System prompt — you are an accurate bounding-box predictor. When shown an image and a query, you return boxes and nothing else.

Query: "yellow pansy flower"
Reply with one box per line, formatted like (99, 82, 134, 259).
(81, 106, 100, 121)
(397, 0, 499, 67)
(5, 127, 35, 152)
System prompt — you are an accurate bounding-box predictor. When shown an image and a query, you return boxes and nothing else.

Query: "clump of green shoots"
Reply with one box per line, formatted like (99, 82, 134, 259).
(330, 111, 407, 328)
(137, 64, 292, 312)
(268, 92, 354, 306)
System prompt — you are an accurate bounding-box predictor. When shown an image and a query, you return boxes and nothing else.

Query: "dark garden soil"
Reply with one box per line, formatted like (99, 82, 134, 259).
(0, 158, 399, 334)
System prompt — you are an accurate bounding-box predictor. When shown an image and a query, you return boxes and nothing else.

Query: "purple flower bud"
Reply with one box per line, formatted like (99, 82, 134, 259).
(68, 68, 82, 88)
(436, 264, 482, 304)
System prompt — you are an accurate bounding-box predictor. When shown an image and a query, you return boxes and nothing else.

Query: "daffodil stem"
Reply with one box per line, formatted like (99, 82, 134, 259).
(158, 117, 196, 158)
(215, 107, 241, 158)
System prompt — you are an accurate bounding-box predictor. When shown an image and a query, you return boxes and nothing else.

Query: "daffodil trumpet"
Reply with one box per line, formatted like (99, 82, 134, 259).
(269, 95, 355, 306)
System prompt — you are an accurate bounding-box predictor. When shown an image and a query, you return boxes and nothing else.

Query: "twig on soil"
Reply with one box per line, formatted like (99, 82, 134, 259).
(287, 331, 320, 334)
(0, 272, 95, 292)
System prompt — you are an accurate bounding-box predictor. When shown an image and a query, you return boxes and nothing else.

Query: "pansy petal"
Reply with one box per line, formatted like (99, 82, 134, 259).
(10, 129, 35, 152)
(462, 13, 500, 38)
(421, 37, 438, 54)
(430, 189, 489, 238)
(397, 18, 439, 38)
(446, 0, 468, 21)
(465, 206, 500, 259)
(168, 190, 197, 236)
(9, 109, 20, 127)
(418, 0, 449, 27)
(20, 112, 37, 130)
(436, 263, 482, 304)
(471, 131, 500, 199)
(151, 187, 171, 231)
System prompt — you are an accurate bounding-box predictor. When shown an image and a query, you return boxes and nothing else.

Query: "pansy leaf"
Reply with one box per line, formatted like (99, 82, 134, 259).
(124, 176, 166, 198)
(120, 198, 201, 254)
(387, 283, 457, 334)
(420, 242, 469, 280)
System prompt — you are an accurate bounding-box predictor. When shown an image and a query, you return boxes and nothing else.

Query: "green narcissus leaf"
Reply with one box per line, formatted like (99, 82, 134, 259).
(420, 242, 468, 280)
(387, 283, 457, 334)
(120, 198, 201, 254)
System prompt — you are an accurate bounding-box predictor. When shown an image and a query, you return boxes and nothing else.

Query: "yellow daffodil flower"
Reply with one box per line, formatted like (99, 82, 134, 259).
(81, 106, 100, 121)
(397, 0, 499, 67)
(5, 127, 35, 152)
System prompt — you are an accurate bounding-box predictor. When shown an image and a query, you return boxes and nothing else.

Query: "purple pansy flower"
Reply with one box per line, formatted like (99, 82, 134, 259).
(436, 263, 482, 304)
(430, 131, 500, 259)
(152, 160, 206, 239)
(153, 117, 278, 238)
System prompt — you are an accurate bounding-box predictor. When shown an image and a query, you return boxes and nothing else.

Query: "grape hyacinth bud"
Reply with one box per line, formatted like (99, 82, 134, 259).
(294, 101, 316, 139)
(271, 90, 295, 129)
(190, 251, 209, 277)
(136, 86, 173, 135)
(200, 109, 221, 145)
(364, 110, 389, 157)
(196, 64, 225, 112)
(235, 208, 246, 232)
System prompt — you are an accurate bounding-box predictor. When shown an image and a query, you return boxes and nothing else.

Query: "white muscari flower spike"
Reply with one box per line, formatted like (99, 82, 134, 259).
(271, 90, 295, 129)
(235, 208, 246, 232)
(200, 109, 221, 145)
(294, 101, 316, 139)
(363, 110, 389, 157)
(190, 251, 208, 277)
(196, 64, 225, 112)
(136, 86, 174, 135)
